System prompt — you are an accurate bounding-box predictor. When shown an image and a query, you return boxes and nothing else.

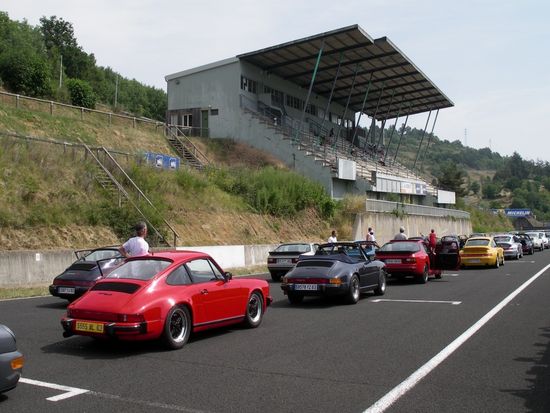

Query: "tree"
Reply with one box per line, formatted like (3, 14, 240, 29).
(65, 78, 96, 108)
(0, 49, 51, 96)
(436, 162, 467, 196)
(470, 180, 480, 195)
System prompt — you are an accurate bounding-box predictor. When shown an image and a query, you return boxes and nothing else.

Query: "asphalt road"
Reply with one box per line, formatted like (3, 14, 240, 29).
(1, 252, 550, 413)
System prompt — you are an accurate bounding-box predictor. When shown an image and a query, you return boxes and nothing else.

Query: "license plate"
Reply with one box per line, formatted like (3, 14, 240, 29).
(467, 259, 481, 263)
(278, 259, 292, 264)
(58, 287, 75, 294)
(75, 321, 104, 334)
(386, 259, 401, 264)
(294, 284, 318, 291)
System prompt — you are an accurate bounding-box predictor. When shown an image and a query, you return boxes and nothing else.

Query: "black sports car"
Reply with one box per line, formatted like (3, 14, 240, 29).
(0, 324, 23, 394)
(280, 242, 387, 304)
(49, 247, 124, 301)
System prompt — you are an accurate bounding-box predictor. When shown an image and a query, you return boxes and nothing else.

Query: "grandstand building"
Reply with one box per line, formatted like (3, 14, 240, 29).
(165, 25, 455, 206)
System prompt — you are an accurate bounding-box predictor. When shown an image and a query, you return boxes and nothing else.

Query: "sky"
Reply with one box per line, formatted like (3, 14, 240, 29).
(2, 0, 550, 162)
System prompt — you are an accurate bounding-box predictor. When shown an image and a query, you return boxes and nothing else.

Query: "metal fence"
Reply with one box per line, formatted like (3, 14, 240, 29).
(365, 198, 470, 219)
(0, 90, 166, 134)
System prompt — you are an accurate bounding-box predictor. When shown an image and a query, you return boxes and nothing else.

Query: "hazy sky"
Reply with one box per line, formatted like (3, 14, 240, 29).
(3, 0, 549, 162)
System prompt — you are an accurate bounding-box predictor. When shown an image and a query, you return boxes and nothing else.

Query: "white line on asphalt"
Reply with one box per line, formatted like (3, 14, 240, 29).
(0, 295, 49, 302)
(20, 377, 89, 401)
(363, 263, 550, 413)
(507, 260, 535, 263)
(371, 299, 461, 305)
(444, 273, 459, 276)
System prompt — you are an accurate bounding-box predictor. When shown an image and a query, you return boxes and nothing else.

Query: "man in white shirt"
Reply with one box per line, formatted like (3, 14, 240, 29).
(328, 230, 337, 243)
(394, 226, 408, 240)
(119, 222, 150, 258)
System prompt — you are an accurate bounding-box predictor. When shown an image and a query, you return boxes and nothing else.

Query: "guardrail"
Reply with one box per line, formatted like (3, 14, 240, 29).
(0, 90, 165, 133)
(365, 198, 470, 219)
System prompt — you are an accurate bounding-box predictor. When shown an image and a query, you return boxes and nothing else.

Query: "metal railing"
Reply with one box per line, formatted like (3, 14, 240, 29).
(95, 147, 180, 246)
(0, 90, 165, 133)
(165, 125, 210, 167)
(365, 199, 470, 219)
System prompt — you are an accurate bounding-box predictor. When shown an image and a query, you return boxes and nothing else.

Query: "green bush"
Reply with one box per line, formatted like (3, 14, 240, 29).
(65, 78, 96, 108)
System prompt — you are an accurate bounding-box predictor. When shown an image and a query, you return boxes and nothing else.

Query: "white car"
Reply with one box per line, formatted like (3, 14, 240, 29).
(525, 232, 544, 251)
(267, 242, 318, 281)
(539, 232, 549, 249)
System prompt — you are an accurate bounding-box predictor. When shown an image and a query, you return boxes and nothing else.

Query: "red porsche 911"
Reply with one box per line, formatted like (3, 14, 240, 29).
(375, 239, 459, 283)
(61, 251, 272, 349)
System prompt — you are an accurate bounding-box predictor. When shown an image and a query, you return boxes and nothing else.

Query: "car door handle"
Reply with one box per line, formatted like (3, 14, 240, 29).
(200, 289, 208, 295)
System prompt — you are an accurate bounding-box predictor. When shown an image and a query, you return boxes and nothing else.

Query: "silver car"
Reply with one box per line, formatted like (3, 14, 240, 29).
(0, 324, 23, 394)
(525, 232, 544, 251)
(267, 243, 317, 281)
(494, 234, 523, 260)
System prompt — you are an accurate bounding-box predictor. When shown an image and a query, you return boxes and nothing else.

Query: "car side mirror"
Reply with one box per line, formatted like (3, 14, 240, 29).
(224, 271, 233, 281)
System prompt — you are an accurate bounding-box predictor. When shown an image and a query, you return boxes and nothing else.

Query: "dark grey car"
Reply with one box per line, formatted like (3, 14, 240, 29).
(281, 242, 387, 304)
(0, 324, 23, 394)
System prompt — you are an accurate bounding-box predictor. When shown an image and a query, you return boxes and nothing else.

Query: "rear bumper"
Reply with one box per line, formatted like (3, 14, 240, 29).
(460, 256, 495, 266)
(384, 264, 422, 276)
(280, 283, 349, 297)
(49, 284, 91, 300)
(61, 318, 149, 339)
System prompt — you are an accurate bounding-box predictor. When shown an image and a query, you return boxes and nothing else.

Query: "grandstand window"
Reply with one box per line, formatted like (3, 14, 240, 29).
(305, 104, 317, 116)
(210, 109, 219, 115)
(240, 76, 257, 94)
(264, 86, 284, 106)
(285, 94, 303, 110)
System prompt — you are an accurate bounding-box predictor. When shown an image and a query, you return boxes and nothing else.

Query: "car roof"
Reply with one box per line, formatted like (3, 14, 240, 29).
(128, 250, 211, 262)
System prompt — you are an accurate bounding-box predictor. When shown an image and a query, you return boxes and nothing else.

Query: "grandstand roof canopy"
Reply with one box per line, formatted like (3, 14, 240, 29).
(237, 24, 453, 120)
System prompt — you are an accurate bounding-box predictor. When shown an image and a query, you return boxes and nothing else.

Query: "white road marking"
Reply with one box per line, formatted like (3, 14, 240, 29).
(507, 260, 535, 263)
(371, 299, 461, 305)
(0, 295, 50, 302)
(364, 263, 550, 413)
(20, 377, 89, 401)
(444, 273, 459, 276)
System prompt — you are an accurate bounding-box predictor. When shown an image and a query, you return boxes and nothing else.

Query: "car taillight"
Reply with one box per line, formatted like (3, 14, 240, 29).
(292, 258, 299, 263)
(282, 276, 288, 283)
(404, 258, 417, 263)
(267, 258, 275, 263)
(329, 278, 342, 285)
(66, 308, 73, 317)
(11, 356, 24, 370)
(117, 314, 145, 323)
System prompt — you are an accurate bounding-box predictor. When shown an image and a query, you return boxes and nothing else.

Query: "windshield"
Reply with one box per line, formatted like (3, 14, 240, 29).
(79, 249, 120, 261)
(379, 242, 420, 253)
(317, 244, 364, 259)
(525, 233, 539, 239)
(465, 239, 490, 247)
(106, 259, 172, 281)
(275, 244, 311, 253)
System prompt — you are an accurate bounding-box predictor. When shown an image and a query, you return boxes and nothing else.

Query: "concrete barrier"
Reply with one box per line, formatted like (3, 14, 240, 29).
(0, 244, 278, 287)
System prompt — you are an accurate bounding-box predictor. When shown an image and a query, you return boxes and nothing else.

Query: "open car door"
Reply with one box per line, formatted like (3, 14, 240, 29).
(434, 237, 461, 270)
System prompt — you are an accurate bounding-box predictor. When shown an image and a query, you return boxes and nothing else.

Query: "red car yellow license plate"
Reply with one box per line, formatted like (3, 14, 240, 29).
(75, 321, 104, 333)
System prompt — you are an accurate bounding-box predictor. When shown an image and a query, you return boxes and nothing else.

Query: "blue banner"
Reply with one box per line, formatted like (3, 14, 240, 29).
(504, 209, 532, 217)
(144, 152, 180, 170)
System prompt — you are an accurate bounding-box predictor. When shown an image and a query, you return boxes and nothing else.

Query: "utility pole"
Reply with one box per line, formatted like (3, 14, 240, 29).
(114, 75, 119, 109)
(59, 55, 63, 89)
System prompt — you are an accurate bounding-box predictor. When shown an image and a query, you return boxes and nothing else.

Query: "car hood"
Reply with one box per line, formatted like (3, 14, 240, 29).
(0, 325, 17, 353)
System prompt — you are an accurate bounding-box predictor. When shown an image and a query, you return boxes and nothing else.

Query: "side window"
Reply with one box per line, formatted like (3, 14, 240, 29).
(166, 265, 191, 286)
(208, 260, 224, 278)
(186, 259, 220, 283)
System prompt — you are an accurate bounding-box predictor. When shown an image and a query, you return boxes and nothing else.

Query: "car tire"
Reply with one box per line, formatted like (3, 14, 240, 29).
(345, 274, 360, 304)
(244, 291, 263, 328)
(270, 272, 282, 282)
(494, 256, 500, 268)
(287, 292, 304, 305)
(162, 306, 191, 350)
(418, 265, 429, 284)
(373, 270, 387, 296)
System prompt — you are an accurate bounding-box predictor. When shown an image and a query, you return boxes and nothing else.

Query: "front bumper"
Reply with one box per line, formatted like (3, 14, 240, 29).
(0, 350, 23, 394)
(61, 318, 148, 339)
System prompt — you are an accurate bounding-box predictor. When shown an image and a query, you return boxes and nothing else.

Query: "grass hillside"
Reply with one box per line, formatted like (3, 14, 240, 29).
(0, 102, 338, 250)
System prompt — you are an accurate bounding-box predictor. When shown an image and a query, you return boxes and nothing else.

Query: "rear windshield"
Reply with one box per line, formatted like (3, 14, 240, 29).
(379, 242, 420, 252)
(493, 236, 511, 243)
(275, 244, 311, 253)
(83, 249, 120, 261)
(525, 233, 539, 239)
(465, 239, 490, 247)
(106, 259, 171, 281)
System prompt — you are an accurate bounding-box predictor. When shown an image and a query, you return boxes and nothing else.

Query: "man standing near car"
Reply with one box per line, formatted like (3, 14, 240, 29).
(119, 222, 150, 258)
(394, 226, 408, 240)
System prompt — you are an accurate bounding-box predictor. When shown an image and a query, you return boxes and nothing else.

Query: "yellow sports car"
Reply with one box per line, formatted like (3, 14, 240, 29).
(460, 236, 505, 268)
